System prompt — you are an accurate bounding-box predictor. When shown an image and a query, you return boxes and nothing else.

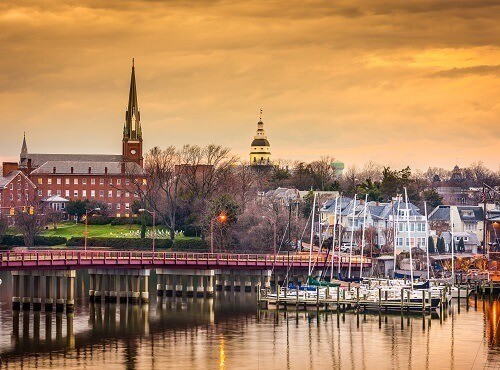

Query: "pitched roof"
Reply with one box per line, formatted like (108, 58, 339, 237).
(428, 205, 450, 222)
(23, 154, 124, 169)
(42, 195, 70, 203)
(0, 170, 36, 189)
(30, 161, 144, 175)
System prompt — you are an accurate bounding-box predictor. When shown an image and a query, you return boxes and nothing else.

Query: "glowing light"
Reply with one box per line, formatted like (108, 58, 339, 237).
(219, 336, 226, 370)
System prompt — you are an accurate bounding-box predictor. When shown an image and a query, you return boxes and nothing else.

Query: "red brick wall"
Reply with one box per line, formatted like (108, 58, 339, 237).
(0, 173, 37, 214)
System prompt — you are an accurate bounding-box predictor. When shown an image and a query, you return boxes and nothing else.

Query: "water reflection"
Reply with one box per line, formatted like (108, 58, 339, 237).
(0, 294, 498, 369)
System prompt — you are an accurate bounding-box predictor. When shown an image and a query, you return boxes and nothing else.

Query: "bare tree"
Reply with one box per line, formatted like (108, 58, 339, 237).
(14, 206, 44, 248)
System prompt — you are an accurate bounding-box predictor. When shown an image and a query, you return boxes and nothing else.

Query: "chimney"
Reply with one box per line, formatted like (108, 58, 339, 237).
(2, 162, 19, 177)
(121, 162, 126, 174)
(104, 166, 108, 175)
(70, 166, 74, 174)
(52, 167, 56, 174)
(88, 167, 91, 174)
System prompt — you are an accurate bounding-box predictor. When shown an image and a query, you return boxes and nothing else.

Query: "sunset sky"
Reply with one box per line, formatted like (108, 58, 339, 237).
(0, 0, 498, 171)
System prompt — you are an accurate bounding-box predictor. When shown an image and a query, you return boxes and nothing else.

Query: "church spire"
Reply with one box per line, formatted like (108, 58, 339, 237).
(20, 132, 28, 160)
(124, 58, 141, 140)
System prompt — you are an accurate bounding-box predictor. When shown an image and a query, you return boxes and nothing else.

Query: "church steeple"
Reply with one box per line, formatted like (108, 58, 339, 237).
(123, 58, 141, 140)
(122, 59, 143, 167)
(20, 132, 28, 161)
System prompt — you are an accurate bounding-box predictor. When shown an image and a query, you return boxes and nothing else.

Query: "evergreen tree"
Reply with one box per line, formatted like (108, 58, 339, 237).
(436, 237, 445, 253)
(458, 237, 465, 252)
(428, 236, 435, 254)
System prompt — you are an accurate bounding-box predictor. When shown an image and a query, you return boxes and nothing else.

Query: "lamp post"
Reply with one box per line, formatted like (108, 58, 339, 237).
(139, 209, 156, 254)
(262, 216, 277, 256)
(210, 213, 227, 254)
(84, 208, 101, 251)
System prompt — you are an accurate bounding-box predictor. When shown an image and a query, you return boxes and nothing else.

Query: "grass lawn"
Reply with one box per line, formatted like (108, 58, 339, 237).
(41, 222, 194, 240)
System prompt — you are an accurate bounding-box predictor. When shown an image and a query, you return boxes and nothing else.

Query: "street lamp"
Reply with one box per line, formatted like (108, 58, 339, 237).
(138, 209, 156, 254)
(84, 208, 101, 251)
(262, 216, 277, 256)
(210, 212, 227, 254)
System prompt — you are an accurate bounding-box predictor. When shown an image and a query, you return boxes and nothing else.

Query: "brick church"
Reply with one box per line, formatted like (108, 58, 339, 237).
(0, 61, 146, 218)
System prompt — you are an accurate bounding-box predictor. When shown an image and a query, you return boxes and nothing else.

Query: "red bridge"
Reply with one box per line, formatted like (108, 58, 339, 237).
(0, 250, 371, 271)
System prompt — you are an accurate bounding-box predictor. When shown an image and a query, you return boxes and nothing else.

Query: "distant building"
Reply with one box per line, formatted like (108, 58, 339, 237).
(428, 205, 485, 243)
(0, 167, 37, 220)
(249, 111, 271, 166)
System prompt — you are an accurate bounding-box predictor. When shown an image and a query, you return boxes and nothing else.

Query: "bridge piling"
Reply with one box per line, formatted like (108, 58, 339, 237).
(206, 275, 214, 298)
(66, 273, 75, 313)
(224, 274, 231, 291)
(89, 272, 96, 303)
(141, 274, 149, 304)
(45, 275, 53, 311)
(130, 275, 140, 304)
(94, 273, 102, 303)
(186, 275, 194, 297)
(196, 275, 205, 298)
(56, 276, 64, 313)
(119, 273, 128, 303)
(244, 275, 252, 293)
(22, 274, 31, 311)
(165, 274, 173, 297)
(12, 273, 20, 310)
(216, 274, 222, 291)
(33, 275, 42, 311)
(156, 273, 164, 296)
(175, 275, 183, 297)
(234, 275, 241, 292)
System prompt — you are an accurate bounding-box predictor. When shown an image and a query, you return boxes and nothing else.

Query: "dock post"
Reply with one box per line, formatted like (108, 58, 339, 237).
(336, 286, 340, 312)
(296, 286, 299, 310)
(22, 274, 31, 311)
(326, 287, 330, 312)
(406, 289, 411, 312)
(356, 287, 360, 312)
(342, 289, 346, 311)
(457, 284, 461, 313)
(33, 275, 42, 311)
(378, 288, 382, 313)
(466, 284, 470, 310)
(400, 288, 404, 314)
(45, 275, 53, 311)
(422, 290, 425, 313)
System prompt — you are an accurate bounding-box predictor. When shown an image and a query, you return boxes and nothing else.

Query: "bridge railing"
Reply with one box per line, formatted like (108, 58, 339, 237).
(0, 250, 371, 269)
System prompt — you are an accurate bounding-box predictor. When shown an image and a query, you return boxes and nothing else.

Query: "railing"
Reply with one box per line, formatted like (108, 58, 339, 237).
(0, 250, 372, 270)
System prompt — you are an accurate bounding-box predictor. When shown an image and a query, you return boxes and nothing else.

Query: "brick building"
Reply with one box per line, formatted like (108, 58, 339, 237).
(0, 61, 146, 218)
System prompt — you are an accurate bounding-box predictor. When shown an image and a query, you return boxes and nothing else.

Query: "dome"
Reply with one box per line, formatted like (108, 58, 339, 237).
(251, 138, 270, 147)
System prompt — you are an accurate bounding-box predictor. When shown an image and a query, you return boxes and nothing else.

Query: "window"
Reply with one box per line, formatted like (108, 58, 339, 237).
(65, 190, 70, 197)
(125, 192, 130, 198)
(91, 190, 95, 197)
(91, 178, 96, 185)
(48, 179, 52, 185)
(38, 178, 43, 185)
(142, 178, 147, 185)
(73, 190, 78, 197)
(25, 183, 28, 189)
(57, 190, 61, 196)
(117, 190, 121, 197)
(125, 179, 130, 186)
(47, 190, 52, 196)
(38, 190, 43, 196)
(117, 204, 121, 210)
(10, 183, 14, 190)
(108, 190, 113, 198)
(25, 193, 28, 200)
(125, 203, 130, 210)
(99, 179, 104, 185)
(99, 190, 104, 197)
(82, 178, 87, 185)
(74, 178, 78, 185)
(82, 190, 87, 197)
(65, 178, 70, 185)
(17, 194, 21, 200)
(117, 179, 121, 185)
(57, 178, 61, 185)
(109, 179, 113, 185)
(10, 194, 13, 201)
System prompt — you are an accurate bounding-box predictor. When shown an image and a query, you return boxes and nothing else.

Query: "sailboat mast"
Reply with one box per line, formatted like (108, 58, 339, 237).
(360, 194, 368, 279)
(392, 199, 399, 278)
(424, 201, 430, 280)
(404, 187, 414, 288)
(348, 194, 357, 279)
(450, 206, 455, 284)
(308, 192, 317, 277)
(330, 196, 339, 281)
(337, 195, 343, 277)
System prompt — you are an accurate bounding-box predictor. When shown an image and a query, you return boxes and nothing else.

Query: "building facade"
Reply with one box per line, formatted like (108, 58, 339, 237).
(1, 61, 145, 218)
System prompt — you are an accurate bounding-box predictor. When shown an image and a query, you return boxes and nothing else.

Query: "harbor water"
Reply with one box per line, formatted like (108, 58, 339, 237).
(0, 272, 499, 369)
